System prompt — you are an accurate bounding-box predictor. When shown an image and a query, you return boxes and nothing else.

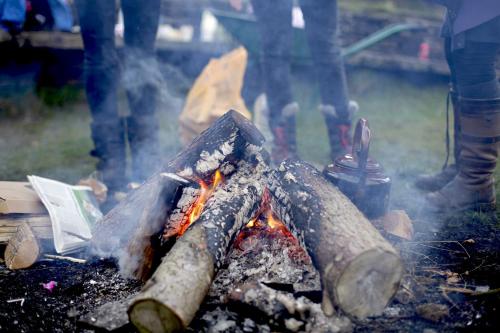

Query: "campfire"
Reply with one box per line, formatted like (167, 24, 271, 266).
(89, 111, 403, 332)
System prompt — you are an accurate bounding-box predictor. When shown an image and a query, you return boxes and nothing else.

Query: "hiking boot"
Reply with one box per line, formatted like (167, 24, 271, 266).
(269, 102, 299, 165)
(90, 120, 127, 193)
(415, 164, 458, 192)
(425, 97, 500, 213)
(320, 101, 358, 161)
(416, 90, 460, 192)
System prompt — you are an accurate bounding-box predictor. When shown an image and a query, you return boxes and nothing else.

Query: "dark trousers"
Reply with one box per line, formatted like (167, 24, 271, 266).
(446, 38, 500, 99)
(75, 0, 161, 142)
(75, 0, 161, 181)
(251, 0, 350, 124)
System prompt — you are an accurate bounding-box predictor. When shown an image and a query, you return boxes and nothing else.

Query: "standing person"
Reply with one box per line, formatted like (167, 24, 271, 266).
(416, 0, 500, 212)
(234, 0, 357, 164)
(75, 0, 161, 195)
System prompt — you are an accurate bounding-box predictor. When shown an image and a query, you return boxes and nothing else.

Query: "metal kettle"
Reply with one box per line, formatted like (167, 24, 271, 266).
(323, 118, 391, 219)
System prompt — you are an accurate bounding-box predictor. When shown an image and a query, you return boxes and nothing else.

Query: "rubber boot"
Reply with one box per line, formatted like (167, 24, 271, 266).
(127, 115, 160, 182)
(320, 101, 358, 161)
(425, 97, 500, 213)
(269, 102, 299, 165)
(90, 120, 127, 194)
(415, 90, 460, 191)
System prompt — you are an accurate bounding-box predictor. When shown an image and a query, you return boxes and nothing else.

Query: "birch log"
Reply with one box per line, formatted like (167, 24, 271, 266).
(128, 162, 266, 333)
(269, 160, 403, 319)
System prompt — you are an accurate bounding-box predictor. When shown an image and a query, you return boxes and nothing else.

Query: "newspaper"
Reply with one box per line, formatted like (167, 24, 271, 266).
(28, 175, 103, 254)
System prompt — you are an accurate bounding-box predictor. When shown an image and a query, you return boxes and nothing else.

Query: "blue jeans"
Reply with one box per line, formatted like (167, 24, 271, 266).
(251, 0, 350, 124)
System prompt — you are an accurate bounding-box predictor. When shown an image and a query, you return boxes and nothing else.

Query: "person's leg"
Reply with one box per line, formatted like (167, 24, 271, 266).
(301, 0, 353, 160)
(121, 0, 161, 181)
(251, 0, 297, 163)
(427, 42, 500, 212)
(416, 37, 461, 191)
(75, 0, 126, 193)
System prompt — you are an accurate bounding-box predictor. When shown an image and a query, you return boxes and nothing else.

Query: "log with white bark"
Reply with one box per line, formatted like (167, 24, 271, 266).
(128, 160, 266, 333)
(89, 110, 266, 280)
(268, 160, 403, 319)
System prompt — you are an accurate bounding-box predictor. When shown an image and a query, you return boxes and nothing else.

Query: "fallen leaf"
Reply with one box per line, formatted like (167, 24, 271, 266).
(416, 303, 449, 322)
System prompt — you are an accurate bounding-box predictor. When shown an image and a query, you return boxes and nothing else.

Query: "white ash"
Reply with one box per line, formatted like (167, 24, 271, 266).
(209, 231, 320, 299)
(163, 187, 200, 238)
(285, 318, 303, 332)
(195, 131, 237, 175)
(296, 191, 309, 201)
(284, 172, 297, 184)
(199, 159, 267, 265)
(219, 162, 236, 175)
(191, 308, 271, 333)
(178, 167, 193, 178)
(220, 281, 351, 333)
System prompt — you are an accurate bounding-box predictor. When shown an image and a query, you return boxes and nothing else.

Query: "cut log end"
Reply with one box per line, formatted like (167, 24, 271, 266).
(129, 299, 184, 333)
(4, 223, 40, 270)
(328, 249, 403, 319)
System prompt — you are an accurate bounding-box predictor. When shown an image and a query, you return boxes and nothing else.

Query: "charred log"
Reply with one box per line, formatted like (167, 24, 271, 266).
(79, 294, 137, 331)
(89, 110, 266, 279)
(128, 161, 266, 333)
(227, 281, 352, 333)
(269, 160, 403, 319)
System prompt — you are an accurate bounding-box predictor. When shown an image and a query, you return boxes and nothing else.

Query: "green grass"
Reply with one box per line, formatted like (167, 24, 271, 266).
(1, 69, 499, 218)
(0, 91, 181, 184)
(338, 0, 444, 20)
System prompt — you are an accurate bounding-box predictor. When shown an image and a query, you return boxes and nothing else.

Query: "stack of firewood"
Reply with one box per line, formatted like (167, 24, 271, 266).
(86, 111, 404, 333)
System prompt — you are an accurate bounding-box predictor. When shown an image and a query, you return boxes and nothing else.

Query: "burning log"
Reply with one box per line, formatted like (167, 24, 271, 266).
(89, 110, 265, 279)
(269, 160, 403, 319)
(128, 161, 266, 333)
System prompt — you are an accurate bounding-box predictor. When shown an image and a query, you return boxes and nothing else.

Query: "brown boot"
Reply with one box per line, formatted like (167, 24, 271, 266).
(320, 102, 357, 161)
(415, 90, 460, 191)
(270, 102, 299, 165)
(425, 97, 500, 213)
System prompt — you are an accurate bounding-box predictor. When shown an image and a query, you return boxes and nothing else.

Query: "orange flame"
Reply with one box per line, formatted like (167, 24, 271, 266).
(178, 170, 224, 236)
(242, 189, 294, 238)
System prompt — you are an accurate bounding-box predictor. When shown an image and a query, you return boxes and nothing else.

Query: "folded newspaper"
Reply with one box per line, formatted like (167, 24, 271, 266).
(28, 175, 103, 254)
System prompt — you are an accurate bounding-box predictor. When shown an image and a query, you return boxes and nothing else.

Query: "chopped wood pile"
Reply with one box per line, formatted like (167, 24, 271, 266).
(86, 110, 403, 332)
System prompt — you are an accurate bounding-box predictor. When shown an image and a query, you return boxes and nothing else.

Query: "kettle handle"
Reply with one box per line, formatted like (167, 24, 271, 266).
(352, 118, 371, 172)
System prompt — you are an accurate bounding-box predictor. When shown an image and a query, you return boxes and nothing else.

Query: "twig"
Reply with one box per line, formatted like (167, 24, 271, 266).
(6, 298, 25, 306)
(441, 288, 458, 310)
(401, 249, 438, 265)
(44, 254, 87, 264)
(439, 285, 474, 294)
(471, 288, 500, 297)
(406, 240, 471, 259)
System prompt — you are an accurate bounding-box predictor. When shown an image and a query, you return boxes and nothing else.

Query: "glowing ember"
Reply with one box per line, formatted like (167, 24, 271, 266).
(178, 170, 224, 236)
(236, 188, 297, 251)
